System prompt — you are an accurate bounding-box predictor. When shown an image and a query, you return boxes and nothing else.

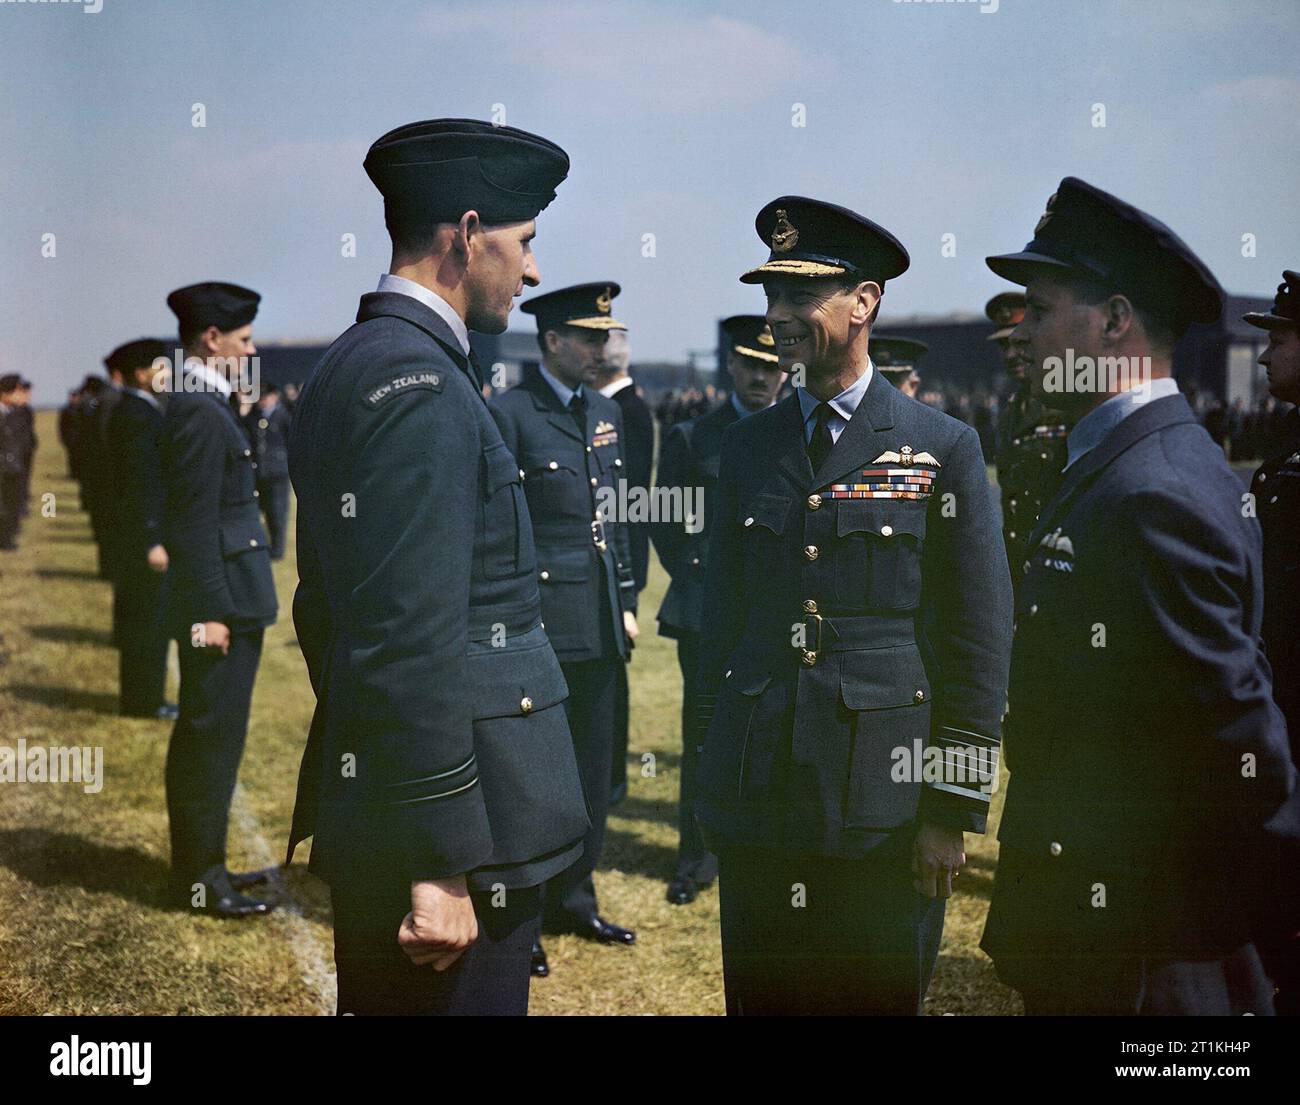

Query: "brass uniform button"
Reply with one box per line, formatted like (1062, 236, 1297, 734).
(801, 650, 816, 666)
(880, 524, 893, 537)
(539, 570, 550, 582)
(520, 696, 533, 715)
(548, 460, 559, 470)
(914, 689, 925, 703)
(802, 599, 818, 613)
(804, 545, 819, 560)
(744, 516, 755, 527)
(807, 494, 822, 511)
(1049, 841, 1063, 857)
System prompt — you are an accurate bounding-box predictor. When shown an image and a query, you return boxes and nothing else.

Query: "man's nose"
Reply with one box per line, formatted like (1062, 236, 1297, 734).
(522, 255, 541, 288)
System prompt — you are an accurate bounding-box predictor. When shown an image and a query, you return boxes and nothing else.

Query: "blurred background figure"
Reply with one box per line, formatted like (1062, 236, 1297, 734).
(869, 335, 927, 398)
(243, 384, 292, 560)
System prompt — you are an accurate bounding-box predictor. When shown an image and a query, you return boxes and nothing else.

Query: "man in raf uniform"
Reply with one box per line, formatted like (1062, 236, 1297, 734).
(870, 336, 926, 399)
(697, 198, 1013, 1015)
(595, 327, 652, 805)
(1245, 270, 1300, 1015)
(162, 282, 279, 918)
(244, 383, 292, 560)
(653, 314, 785, 906)
(0, 376, 25, 551)
(987, 291, 1068, 586)
(980, 177, 1297, 1015)
(105, 339, 177, 720)
(287, 119, 588, 1016)
(492, 282, 639, 975)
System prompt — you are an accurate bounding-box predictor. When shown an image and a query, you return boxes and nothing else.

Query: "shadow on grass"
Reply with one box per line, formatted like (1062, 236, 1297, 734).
(29, 624, 114, 648)
(605, 793, 678, 828)
(8, 683, 118, 714)
(601, 825, 680, 882)
(36, 568, 104, 582)
(0, 827, 171, 909)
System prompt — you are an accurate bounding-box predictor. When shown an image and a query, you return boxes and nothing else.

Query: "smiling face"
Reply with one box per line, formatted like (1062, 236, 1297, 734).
(762, 275, 879, 381)
(727, 351, 786, 411)
(1260, 325, 1300, 406)
(463, 218, 540, 335)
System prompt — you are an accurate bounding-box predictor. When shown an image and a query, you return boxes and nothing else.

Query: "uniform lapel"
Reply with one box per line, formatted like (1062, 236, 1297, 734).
(521, 372, 586, 444)
(1029, 393, 1194, 548)
(812, 370, 898, 489)
(774, 393, 814, 491)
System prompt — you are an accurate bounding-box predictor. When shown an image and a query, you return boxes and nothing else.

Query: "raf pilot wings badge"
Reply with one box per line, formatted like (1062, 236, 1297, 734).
(824, 444, 940, 500)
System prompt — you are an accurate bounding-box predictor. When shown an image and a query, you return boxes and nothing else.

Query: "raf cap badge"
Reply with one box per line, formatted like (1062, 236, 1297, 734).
(771, 209, 799, 253)
(596, 287, 612, 315)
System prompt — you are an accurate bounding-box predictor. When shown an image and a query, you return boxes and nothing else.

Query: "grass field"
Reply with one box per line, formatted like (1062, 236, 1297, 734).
(0, 409, 1021, 1015)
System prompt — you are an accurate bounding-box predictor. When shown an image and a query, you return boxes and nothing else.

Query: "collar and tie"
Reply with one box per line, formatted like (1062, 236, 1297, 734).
(568, 389, 588, 438)
(807, 401, 834, 471)
(467, 347, 484, 392)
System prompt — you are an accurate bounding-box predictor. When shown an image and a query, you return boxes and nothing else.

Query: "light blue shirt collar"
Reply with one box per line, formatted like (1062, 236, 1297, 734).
(1065, 376, 1180, 469)
(795, 362, 874, 443)
(538, 362, 584, 409)
(376, 273, 470, 354)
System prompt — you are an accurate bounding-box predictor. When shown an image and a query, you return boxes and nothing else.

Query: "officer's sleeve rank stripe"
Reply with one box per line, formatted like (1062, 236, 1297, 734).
(926, 725, 999, 805)
(381, 752, 479, 804)
(362, 371, 446, 408)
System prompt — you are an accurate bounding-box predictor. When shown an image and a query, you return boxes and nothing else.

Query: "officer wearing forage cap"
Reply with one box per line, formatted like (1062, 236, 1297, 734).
(287, 120, 588, 1015)
(653, 314, 787, 907)
(103, 338, 176, 721)
(492, 282, 639, 973)
(979, 177, 1296, 1015)
(869, 335, 927, 399)
(985, 290, 1069, 588)
(162, 281, 279, 919)
(1245, 270, 1300, 1015)
(697, 197, 1012, 1014)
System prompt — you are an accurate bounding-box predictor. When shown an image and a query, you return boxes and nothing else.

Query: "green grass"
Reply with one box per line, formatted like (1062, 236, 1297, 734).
(0, 410, 1020, 1015)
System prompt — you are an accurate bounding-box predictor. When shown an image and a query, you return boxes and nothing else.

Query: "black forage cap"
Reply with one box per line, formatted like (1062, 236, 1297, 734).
(740, 196, 909, 286)
(721, 315, 779, 363)
(1243, 270, 1300, 331)
(365, 118, 570, 224)
(986, 176, 1222, 335)
(167, 282, 261, 335)
(105, 338, 170, 376)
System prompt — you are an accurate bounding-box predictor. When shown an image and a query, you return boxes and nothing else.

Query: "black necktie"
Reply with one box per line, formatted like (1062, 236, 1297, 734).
(807, 401, 834, 471)
(569, 390, 588, 438)
(467, 347, 484, 392)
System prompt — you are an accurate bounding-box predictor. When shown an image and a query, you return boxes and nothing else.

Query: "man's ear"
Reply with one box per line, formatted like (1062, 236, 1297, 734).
(1102, 294, 1136, 342)
(855, 281, 882, 326)
(200, 326, 222, 356)
(454, 210, 482, 261)
(543, 328, 562, 356)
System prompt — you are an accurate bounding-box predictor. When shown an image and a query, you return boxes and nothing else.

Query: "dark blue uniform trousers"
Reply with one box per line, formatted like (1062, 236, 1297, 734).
(165, 628, 263, 889)
(718, 832, 945, 1016)
(332, 881, 541, 1016)
(542, 656, 618, 930)
(256, 477, 291, 560)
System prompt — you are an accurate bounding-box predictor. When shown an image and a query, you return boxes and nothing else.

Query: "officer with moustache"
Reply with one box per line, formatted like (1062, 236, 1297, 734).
(162, 282, 279, 918)
(980, 178, 1296, 1015)
(1244, 270, 1300, 1015)
(287, 120, 588, 1015)
(987, 291, 1068, 585)
(697, 198, 1013, 1015)
(653, 315, 785, 906)
(492, 283, 639, 976)
(104, 338, 177, 720)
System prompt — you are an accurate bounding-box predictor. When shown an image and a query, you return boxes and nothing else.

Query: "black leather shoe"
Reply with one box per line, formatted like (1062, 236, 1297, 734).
(587, 916, 636, 946)
(666, 876, 698, 906)
(227, 867, 274, 891)
(174, 868, 274, 918)
(531, 940, 549, 978)
(208, 888, 274, 918)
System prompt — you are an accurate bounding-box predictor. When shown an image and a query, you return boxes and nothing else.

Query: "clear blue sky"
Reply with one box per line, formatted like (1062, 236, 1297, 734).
(3, 0, 1298, 402)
